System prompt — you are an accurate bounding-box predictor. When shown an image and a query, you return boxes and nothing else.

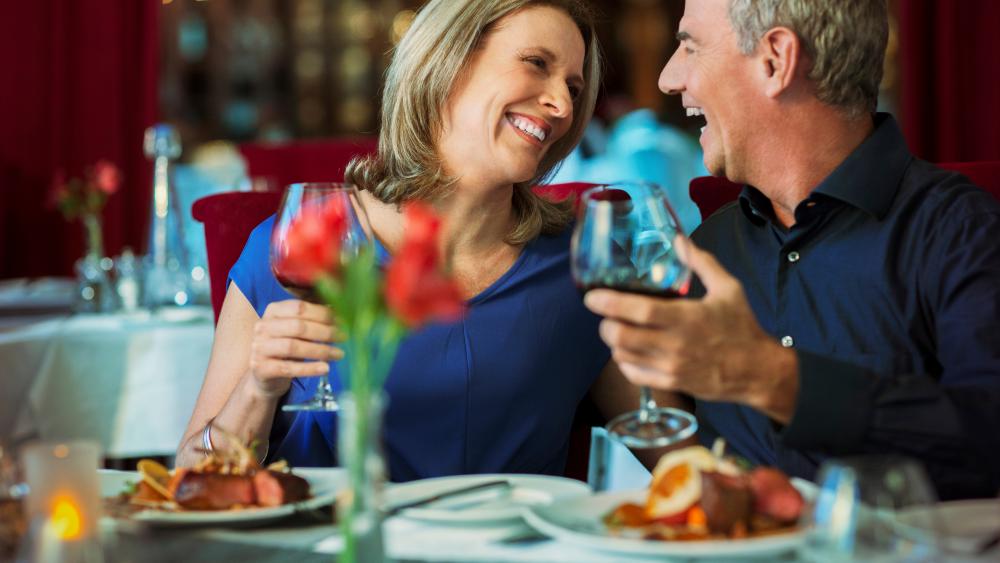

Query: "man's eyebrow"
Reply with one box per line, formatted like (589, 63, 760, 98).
(676, 31, 698, 44)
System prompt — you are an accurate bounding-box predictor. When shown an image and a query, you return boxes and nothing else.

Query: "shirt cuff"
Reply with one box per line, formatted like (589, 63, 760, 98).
(779, 350, 876, 453)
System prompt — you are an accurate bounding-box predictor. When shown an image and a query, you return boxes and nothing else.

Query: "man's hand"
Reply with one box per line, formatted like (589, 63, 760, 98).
(584, 237, 800, 423)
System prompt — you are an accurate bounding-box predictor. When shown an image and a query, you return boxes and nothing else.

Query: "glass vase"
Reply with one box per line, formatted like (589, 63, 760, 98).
(337, 391, 387, 563)
(74, 214, 115, 313)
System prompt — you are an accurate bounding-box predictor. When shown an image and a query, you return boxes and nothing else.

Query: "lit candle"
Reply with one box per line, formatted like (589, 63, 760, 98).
(22, 441, 102, 543)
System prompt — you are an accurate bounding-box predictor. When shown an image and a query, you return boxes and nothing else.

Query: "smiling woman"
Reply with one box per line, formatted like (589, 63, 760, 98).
(175, 0, 636, 486)
(346, 0, 601, 246)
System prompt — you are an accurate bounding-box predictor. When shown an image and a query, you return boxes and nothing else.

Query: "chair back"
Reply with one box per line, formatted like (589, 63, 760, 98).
(689, 160, 1000, 221)
(239, 137, 378, 190)
(192, 191, 283, 323)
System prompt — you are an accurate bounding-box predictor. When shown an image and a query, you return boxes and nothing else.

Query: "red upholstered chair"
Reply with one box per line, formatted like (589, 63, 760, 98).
(192, 191, 283, 323)
(191, 182, 601, 480)
(238, 137, 379, 190)
(689, 161, 1000, 221)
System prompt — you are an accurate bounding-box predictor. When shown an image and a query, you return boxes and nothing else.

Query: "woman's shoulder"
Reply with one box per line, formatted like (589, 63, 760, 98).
(228, 214, 282, 316)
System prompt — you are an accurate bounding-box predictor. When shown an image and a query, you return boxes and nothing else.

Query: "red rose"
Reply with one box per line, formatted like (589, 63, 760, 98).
(273, 196, 348, 285)
(91, 160, 121, 195)
(385, 202, 464, 327)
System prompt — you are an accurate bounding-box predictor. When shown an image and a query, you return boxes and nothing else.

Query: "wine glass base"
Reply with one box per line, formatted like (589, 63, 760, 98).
(605, 407, 697, 449)
(281, 396, 340, 412)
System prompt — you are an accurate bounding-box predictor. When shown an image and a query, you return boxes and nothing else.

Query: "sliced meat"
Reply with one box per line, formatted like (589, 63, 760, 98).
(253, 470, 310, 507)
(748, 467, 804, 523)
(699, 470, 752, 535)
(173, 473, 256, 510)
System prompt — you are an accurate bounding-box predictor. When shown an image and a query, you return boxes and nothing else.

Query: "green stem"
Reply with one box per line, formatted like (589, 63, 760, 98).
(82, 213, 104, 260)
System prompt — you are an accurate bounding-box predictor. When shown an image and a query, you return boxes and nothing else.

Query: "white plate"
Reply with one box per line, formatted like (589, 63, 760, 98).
(897, 498, 1000, 555)
(100, 467, 345, 527)
(384, 474, 590, 525)
(523, 478, 812, 559)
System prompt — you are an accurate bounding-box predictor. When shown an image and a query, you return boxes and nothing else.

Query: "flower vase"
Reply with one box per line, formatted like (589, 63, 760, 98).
(74, 214, 115, 313)
(337, 391, 387, 563)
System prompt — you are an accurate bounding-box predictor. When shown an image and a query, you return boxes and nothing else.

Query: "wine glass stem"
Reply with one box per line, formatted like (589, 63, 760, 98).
(638, 386, 658, 422)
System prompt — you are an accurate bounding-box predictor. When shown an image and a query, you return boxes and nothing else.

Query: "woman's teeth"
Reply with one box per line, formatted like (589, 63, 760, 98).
(509, 116, 546, 142)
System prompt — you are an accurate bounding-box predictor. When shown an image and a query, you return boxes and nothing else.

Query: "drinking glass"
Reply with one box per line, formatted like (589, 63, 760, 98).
(271, 182, 372, 412)
(801, 455, 942, 562)
(571, 182, 697, 448)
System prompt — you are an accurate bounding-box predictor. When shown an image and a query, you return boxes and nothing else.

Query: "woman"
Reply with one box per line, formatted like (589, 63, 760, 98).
(177, 0, 643, 480)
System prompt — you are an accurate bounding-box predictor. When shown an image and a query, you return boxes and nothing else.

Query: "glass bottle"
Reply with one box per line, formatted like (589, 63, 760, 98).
(142, 124, 190, 308)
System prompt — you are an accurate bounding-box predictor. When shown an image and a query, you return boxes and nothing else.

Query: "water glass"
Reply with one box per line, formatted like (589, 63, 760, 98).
(801, 455, 941, 562)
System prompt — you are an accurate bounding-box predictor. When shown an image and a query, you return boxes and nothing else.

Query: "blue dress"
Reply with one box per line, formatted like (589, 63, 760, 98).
(229, 216, 610, 481)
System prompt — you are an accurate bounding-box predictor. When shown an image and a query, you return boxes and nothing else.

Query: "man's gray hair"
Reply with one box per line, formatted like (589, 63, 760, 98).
(728, 0, 888, 118)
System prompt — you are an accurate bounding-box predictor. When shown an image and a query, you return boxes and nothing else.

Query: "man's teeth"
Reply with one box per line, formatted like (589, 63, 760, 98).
(510, 116, 546, 142)
(686, 107, 705, 117)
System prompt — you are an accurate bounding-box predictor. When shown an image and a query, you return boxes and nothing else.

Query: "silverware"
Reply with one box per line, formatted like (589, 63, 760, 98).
(385, 479, 511, 517)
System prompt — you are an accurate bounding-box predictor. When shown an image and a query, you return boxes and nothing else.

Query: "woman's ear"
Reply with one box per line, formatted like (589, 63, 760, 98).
(759, 26, 801, 99)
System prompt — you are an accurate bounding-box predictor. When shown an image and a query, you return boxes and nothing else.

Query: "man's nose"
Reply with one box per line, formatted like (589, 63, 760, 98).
(658, 50, 684, 95)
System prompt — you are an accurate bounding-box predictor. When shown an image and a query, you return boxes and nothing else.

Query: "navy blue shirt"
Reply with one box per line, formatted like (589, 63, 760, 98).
(691, 114, 1000, 500)
(229, 218, 610, 481)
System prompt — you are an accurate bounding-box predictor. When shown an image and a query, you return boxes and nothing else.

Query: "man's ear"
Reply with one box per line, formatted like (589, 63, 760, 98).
(759, 26, 801, 99)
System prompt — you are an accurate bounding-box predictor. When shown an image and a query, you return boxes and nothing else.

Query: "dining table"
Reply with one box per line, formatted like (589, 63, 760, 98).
(73, 467, 997, 563)
(0, 279, 213, 459)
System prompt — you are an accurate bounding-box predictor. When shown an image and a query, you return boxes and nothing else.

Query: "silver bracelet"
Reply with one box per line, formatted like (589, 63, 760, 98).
(201, 417, 270, 465)
(202, 417, 216, 453)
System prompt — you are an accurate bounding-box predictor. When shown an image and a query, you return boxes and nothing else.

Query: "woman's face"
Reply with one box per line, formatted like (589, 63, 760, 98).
(437, 5, 586, 191)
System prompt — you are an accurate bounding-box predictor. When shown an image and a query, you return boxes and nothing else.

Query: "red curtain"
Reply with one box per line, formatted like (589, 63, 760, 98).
(0, 0, 159, 278)
(899, 1, 1000, 162)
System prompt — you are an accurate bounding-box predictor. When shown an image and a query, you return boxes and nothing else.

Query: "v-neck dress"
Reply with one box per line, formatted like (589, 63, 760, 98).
(228, 216, 610, 481)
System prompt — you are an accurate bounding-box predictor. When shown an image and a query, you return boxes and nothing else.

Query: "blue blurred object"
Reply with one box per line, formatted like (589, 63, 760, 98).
(551, 109, 707, 233)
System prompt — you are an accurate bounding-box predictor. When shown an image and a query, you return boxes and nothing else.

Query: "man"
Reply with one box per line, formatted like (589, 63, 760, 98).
(585, 0, 1000, 500)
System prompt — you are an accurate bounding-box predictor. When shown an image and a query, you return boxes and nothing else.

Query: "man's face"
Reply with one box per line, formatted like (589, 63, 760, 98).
(658, 0, 759, 180)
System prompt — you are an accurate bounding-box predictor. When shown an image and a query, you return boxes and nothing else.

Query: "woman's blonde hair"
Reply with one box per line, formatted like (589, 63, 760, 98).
(345, 0, 601, 245)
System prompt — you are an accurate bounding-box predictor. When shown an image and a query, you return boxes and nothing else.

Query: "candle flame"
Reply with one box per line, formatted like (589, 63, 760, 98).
(50, 497, 83, 540)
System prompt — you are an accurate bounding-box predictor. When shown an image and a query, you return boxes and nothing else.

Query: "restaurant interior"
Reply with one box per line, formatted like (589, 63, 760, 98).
(1, 0, 999, 561)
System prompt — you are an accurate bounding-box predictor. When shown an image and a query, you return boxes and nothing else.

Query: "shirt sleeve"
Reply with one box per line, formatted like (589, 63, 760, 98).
(227, 215, 277, 318)
(780, 210, 1000, 500)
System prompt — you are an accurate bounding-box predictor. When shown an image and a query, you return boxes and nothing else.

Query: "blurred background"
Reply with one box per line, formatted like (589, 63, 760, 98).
(1, 0, 998, 281)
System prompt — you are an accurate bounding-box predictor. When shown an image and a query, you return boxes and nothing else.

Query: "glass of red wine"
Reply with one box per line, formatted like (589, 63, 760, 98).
(572, 181, 698, 448)
(270, 182, 372, 412)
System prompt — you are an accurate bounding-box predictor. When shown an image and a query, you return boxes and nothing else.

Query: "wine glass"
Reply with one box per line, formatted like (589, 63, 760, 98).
(571, 181, 698, 448)
(801, 455, 942, 562)
(270, 182, 372, 412)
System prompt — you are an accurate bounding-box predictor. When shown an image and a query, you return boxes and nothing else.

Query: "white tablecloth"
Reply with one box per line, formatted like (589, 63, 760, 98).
(0, 308, 213, 458)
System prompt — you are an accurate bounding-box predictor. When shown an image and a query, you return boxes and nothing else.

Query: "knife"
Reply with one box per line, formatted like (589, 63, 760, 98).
(385, 479, 512, 517)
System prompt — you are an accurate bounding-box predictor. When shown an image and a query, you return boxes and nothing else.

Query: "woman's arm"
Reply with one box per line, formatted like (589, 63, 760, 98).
(589, 359, 697, 471)
(175, 283, 340, 467)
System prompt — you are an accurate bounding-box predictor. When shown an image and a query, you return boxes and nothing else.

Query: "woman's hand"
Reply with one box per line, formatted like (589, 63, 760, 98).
(248, 299, 343, 397)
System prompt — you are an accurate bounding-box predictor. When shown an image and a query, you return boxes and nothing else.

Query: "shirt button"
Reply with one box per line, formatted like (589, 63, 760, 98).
(781, 335, 794, 348)
(787, 251, 801, 263)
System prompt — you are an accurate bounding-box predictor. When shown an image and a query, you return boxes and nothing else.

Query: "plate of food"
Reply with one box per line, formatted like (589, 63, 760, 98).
(384, 473, 590, 525)
(523, 445, 813, 558)
(101, 443, 345, 527)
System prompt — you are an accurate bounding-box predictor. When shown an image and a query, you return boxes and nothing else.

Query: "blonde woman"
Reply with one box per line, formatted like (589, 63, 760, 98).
(177, 0, 645, 480)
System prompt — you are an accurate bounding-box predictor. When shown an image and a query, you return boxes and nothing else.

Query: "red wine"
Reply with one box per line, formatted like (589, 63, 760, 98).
(275, 274, 322, 303)
(576, 281, 687, 299)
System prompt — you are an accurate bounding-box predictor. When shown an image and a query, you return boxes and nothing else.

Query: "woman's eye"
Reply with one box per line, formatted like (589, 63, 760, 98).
(568, 85, 581, 100)
(525, 56, 546, 69)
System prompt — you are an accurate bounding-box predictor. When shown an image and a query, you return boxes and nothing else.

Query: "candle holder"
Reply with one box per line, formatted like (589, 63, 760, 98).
(19, 441, 104, 563)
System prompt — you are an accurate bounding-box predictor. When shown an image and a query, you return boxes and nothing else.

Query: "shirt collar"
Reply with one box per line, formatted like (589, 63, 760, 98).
(738, 113, 913, 224)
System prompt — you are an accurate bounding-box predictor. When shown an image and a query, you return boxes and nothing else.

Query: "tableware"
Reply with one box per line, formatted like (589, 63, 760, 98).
(270, 182, 373, 412)
(385, 479, 510, 517)
(98, 467, 346, 527)
(896, 497, 1000, 557)
(522, 478, 814, 559)
(384, 474, 589, 525)
(800, 456, 941, 562)
(571, 181, 697, 448)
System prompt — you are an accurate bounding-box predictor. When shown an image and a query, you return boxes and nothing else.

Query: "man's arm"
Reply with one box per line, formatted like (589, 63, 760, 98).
(586, 235, 1000, 499)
